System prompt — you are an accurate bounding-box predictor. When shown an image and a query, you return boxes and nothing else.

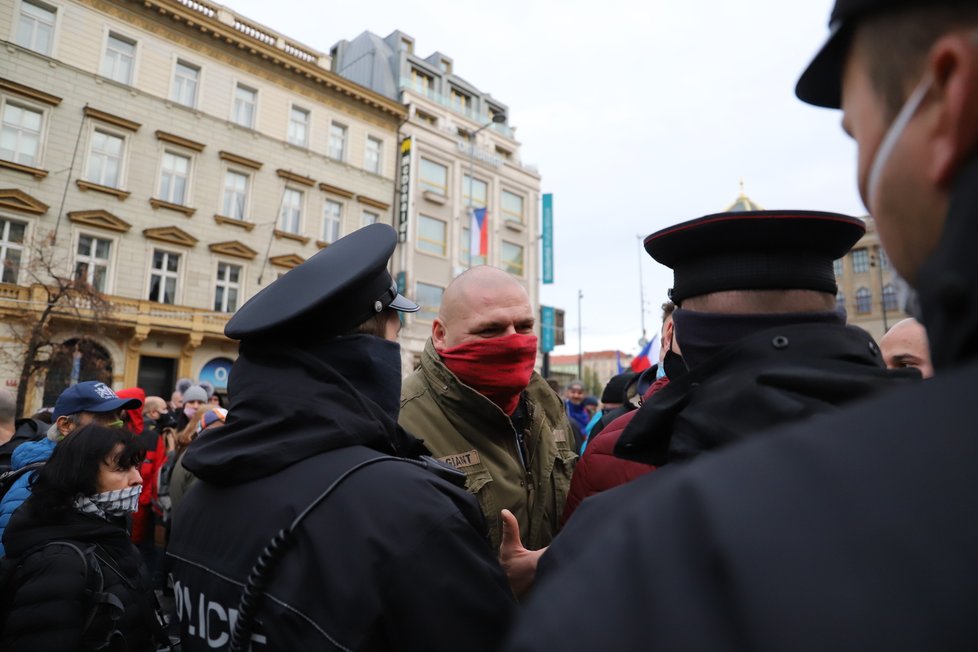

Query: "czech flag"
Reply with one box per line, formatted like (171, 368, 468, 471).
(470, 208, 489, 260)
(630, 334, 660, 372)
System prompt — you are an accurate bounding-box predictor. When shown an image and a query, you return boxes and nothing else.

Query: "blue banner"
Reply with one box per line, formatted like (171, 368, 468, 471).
(542, 194, 554, 284)
(200, 357, 234, 391)
(540, 305, 555, 353)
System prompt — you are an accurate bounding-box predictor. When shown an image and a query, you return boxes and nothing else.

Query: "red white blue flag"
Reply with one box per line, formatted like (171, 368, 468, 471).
(630, 334, 660, 372)
(470, 208, 489, 261)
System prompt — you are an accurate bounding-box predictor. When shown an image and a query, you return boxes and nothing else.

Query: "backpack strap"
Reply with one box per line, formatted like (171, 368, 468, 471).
(0, 461, 48, 499)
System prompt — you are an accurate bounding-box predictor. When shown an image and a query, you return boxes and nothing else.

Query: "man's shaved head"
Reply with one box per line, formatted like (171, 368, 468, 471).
(433, 266, 535, 350)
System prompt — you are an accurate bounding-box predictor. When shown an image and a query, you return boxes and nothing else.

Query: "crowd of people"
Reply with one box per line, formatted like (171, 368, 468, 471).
(0, 0, 976, 649)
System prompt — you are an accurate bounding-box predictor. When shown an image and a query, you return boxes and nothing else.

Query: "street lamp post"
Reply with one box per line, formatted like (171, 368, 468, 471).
(577, 289, 583, 380)
(636, 235, 647, 347)
(466, 113, 507, 267)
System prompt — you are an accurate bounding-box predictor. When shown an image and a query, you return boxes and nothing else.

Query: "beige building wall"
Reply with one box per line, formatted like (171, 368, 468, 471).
(0, 0, 404, 412)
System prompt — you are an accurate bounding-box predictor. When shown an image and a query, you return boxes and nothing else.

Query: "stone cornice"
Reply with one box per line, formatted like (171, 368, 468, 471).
(214, 214, 255, 231)
(356, 195, 389, 210)
(149, 198, 196, 216)
(209, 241, 258, 260)
(76, 180, 130, 199)
(318, 183, 355, 199)
(0, 160, 48, 179)
(83, 106, 141, 132)
(0, 189, 49, 215)
(276, 169, 315, 187)
(155, 130, 205, 152)
(67, 209, 132, 233)
(219, 151, 262, 170)
(273, 229, 310, 245)
(0, 78, 62, 106)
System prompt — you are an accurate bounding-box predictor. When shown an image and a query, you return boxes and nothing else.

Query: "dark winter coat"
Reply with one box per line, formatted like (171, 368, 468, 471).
(0, 499, 161, 651)
(0, 418, 45, 474)
(167, 335, 515, 651)
(506, 158, 978, 651)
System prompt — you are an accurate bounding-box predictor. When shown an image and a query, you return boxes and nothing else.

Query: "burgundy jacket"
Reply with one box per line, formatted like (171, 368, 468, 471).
(560, 377, 669, 525)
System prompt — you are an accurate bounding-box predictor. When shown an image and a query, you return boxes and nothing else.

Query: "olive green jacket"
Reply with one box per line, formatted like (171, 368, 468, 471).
(399, 339, 577, 551)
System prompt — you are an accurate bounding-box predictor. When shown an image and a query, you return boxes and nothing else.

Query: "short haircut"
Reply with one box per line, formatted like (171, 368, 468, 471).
(0, 389, 15, 423)
(31, 424, 144, 516)
(858, 4, 978, 118)
(661, 301, 676, 322)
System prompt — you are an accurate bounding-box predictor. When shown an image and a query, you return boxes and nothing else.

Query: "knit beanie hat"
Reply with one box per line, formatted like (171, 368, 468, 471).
(183, 385, 208, 403)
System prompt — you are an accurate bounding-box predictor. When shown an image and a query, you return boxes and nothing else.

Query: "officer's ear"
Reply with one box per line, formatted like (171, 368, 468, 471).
(432, 318, 447, 351)
(927, 32, 978, 188)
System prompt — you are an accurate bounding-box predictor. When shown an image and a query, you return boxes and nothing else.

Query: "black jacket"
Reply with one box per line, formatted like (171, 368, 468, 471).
(0, 499, 161, 651)
(506, 158, 978, 650)
(167, 335, 515, 651)
(0, 419, 46, 473)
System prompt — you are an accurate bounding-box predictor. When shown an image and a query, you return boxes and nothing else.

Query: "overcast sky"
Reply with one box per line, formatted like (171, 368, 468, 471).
(226, 0, 862, 356)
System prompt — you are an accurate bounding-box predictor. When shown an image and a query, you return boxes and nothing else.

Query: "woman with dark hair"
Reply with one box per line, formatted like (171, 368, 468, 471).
(0, 424, 165, 651)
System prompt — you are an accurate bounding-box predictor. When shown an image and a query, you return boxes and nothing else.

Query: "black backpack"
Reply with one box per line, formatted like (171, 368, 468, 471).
(0, 461, 46, 503)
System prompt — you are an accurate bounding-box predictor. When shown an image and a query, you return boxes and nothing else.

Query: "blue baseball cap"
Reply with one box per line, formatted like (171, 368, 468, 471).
(52, 381, 142, 420)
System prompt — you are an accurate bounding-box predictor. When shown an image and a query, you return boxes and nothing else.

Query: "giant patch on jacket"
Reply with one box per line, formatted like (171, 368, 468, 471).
(438, 450, 482, 469)
(553, 429, 567, 443)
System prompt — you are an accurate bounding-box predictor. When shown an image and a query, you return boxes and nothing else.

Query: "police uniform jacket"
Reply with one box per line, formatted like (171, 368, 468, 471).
(506, 157, 978, 650)
(167, 335, 515, 652)
(400, 339, 577, 552)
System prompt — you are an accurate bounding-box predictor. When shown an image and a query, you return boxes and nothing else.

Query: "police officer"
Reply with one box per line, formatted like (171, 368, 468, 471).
(507, 0, 978, 649)
(167, 224, 515, 651)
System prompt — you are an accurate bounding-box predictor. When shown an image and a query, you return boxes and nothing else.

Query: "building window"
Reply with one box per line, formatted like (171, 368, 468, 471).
(855, 287, 872, 314)
(288, 106, 310, 147)
(279, 188, 303, 234)
(450, 88, 472, 114)
(462, 174, 487, 208)
(883, 284, 899, 312)
(415, 282, 443, 322)
(836, 291, 845, 312)
(101, 32, 136, 85)
(878, 247, 890, 270)
(365, 136, 382, 174)
(419, 158, 447, 196)
(74, 234, 111, 292)
(149, 249, 179, 304)
(16, 0, 56, 56)
(501, 241, 525, 276)
(1, 102, 43, 167)
(233, 84, 257, 128)
(417, 215, 447, 257)
(852, 248, 870, 273)
(0, 218, 26, 284)
(171, 60, 200, 108)
(416, 110, 437, 126)
(222, 170, 249, 221)
(501, 190, 524, 223)
(328, 123, 347, 161)
(461, 227, 487, 266)
(833, 259, 843, 276)
(410, 68, 434, 96)
(86, 129, 125, 188)
(362, 210, 378, 227)
(322, 200, 342, 243)
(214, 262, 241, 313)
(159, 151, 191, 205)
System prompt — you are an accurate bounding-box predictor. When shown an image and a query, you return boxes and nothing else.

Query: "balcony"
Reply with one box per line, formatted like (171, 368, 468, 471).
(400, 79, 515, 139)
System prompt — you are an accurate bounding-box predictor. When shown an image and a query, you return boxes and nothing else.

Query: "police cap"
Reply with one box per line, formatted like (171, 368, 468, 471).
(644, 210, 865, 305)
(796, 0, 972, 108)
(225, 223, 418, 340)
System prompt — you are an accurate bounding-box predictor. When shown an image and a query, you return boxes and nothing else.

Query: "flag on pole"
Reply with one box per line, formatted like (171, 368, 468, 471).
(470, 208, 489, 261)
(630, 334, 660, 372)
(616, 350, 624, 374)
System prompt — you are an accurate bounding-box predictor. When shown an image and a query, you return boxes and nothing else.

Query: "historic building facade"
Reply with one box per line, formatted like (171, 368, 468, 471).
(0, 0, 404, 411)
(331, 30, 543, 367)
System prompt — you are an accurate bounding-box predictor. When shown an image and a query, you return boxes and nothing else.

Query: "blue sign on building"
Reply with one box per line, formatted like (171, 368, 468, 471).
(199, 357, 234, 391)
(542, 193, 554, 284)
(540, 305, 555, 353)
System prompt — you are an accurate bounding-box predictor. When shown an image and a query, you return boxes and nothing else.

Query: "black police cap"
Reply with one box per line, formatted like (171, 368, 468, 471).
(797, 0, 972, 108)
(225, 223, 418, 340)
(644, 210, 865, 305)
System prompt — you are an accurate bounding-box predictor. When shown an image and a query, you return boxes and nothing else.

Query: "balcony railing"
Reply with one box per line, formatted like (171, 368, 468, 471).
(400, 79, 515, 139)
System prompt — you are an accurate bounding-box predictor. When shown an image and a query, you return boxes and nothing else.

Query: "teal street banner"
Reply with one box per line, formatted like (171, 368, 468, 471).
(540, 305, 555, 353)
(542, 193, 554, 284)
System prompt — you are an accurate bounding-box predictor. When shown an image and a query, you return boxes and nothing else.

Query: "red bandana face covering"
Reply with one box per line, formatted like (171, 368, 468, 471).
(439, 332, 539, 415)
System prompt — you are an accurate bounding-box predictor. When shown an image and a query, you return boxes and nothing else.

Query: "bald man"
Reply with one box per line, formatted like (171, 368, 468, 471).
(880, 318, 934, 379)
(400, 266, 576, 553)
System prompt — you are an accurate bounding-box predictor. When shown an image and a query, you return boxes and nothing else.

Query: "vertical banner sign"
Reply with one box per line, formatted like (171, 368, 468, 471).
(540, 305, 555, 353)
(542, 193, 554, 284)
(397, 137, 412, 243)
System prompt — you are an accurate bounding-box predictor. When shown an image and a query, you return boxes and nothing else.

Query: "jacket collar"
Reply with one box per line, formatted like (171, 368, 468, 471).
(917, 154, 978, 371)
